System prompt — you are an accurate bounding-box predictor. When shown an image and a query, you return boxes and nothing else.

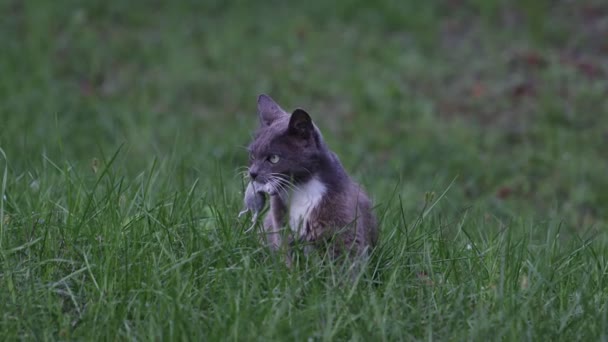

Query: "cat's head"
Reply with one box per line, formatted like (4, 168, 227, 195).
(246, 94, 325, 195)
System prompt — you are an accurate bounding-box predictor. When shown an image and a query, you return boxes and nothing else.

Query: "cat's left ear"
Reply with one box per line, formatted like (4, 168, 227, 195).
(258, 94, 286, 126)
(288, 109, 314, 138)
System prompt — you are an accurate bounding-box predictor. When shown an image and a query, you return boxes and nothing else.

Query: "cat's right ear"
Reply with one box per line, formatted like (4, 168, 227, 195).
(257, 94, 285, 126)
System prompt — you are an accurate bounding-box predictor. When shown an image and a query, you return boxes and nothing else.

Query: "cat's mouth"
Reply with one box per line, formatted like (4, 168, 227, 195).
(251, 180, 276, 195)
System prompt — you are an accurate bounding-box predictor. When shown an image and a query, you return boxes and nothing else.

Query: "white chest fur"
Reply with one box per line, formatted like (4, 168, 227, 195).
(289, 178, 326, 235)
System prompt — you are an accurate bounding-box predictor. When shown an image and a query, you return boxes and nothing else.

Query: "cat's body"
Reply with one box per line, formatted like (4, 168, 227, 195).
(246, 94, 377, 263)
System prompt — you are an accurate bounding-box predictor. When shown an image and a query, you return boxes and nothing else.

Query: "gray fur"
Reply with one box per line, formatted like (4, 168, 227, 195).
(245, 94, 378, 264)
(238, 181, 266, 232)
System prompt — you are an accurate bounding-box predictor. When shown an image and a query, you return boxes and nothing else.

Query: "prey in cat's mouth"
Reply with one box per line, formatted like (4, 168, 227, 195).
(249, 178, 288, 197)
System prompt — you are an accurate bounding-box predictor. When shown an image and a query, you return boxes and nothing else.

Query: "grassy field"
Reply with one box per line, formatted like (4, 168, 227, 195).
(1, 0, 607, 340)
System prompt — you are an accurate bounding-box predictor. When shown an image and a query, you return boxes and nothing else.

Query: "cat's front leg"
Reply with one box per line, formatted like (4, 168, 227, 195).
(261, 214, 281, 251)
(262, 195, 293, 267)
(261, 218, 293, 268)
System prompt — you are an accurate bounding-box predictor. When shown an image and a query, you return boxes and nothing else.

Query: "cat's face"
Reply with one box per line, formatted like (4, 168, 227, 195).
(247, 95, 323, 195)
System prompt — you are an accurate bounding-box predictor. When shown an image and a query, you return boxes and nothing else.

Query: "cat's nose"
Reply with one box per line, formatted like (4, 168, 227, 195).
(249, 171, 258, 180)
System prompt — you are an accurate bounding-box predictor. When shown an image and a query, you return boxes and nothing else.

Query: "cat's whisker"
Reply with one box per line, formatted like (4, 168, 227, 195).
(233, 166, 252, 180)
(232, 174, 249, 181)
(270, 174, 299, 193)
(268, 178, 280, 195)
(277, 179, 298, 193)
(234, 173, 249, 181)
(268, 176, 291, 196)
(272, 180, 287, 195)
(300, 166, 314, 177)
(268, 172, 304, 192)
(234, 174, 251, 182)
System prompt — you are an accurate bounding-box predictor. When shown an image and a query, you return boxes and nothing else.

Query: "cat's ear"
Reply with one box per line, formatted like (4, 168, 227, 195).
(257, 94, 285, 126)
(288, 108, 314, 138)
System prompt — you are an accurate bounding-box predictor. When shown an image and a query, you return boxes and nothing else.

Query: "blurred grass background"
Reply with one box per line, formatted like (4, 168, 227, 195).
(1, 0, 606, 229)
(1, 0, 607, 339)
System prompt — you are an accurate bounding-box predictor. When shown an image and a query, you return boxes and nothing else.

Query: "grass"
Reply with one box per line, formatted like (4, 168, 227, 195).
(1, 0, 607, 340)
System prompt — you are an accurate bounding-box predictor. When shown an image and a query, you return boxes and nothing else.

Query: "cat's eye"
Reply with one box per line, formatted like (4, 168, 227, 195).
(268, 154, 280, 164)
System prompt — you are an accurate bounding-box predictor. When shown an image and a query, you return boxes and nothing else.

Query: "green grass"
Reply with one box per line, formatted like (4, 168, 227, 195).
(1, 0, 607, 340)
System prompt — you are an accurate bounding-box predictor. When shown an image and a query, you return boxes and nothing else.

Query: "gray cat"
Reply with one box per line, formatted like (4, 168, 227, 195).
(244, 94, 378, 265)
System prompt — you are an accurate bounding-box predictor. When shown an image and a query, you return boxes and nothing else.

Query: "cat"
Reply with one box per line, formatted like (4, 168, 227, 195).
(245, 94, 378, 266)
